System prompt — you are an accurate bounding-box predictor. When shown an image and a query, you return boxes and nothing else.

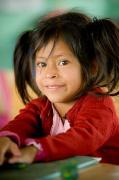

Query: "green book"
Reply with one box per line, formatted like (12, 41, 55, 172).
(0, 156, 101, 180)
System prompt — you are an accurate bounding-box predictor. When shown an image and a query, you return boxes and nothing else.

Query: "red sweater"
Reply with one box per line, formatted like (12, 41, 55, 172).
(1, 92, 119, 164)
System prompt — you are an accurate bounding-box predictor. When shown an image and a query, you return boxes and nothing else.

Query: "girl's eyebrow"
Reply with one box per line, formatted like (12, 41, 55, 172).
(36, 54, 71, 59)
(36, 56, 58, 61)
(36, 56, 47, 59)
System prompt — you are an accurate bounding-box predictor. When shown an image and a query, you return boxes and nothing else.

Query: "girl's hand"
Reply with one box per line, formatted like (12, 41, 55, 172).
(0, 137, 21, 165)
(9, 146, 38, 164)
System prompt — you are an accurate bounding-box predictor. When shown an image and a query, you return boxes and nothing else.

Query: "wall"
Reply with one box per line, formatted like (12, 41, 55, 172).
(0, 0, 119, 69)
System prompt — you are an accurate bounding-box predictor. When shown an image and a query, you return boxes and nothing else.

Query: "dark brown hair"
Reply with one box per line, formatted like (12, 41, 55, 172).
(13, 10, 119, 104)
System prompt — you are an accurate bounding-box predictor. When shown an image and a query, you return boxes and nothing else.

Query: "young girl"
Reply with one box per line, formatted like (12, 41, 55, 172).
(0, 11, 119, 165)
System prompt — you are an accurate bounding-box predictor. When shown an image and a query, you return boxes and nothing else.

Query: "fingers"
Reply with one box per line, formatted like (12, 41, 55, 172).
(0, 137, 11, 165)
(0, 141, 38, 165)
(0, 151, 6, 165)
(7, 143, 21, 164)
(10, 143, 21, 157)
(8, 156, 24, 164)
(0, 137, 21, 165)
(9, 146, 38, 164)
(8, 152, 31, 164)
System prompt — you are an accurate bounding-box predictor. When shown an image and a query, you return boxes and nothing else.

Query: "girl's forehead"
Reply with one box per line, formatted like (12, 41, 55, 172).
(36, 38, 73, 58)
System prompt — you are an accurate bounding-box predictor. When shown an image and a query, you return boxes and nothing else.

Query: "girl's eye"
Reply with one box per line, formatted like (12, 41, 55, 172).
(58, 60, 69, 66)
(36, 62, 47, 68)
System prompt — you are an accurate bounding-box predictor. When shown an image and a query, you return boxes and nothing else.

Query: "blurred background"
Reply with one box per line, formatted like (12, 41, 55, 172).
(0, 0, 119, 123)
(0, 0, 119, 69)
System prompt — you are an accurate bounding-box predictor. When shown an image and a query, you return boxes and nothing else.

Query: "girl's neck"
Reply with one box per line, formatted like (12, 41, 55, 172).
(53, 100, 77, 118)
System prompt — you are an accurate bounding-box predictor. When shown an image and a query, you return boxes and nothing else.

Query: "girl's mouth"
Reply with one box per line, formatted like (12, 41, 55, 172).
(45, 85, 65, 90)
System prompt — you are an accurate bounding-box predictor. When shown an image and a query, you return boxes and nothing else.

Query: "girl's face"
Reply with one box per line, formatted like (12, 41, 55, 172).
(35, 38, 82, 105)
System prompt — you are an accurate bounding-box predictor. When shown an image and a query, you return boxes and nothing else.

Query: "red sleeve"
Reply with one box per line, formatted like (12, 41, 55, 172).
(33, 103, 116, 162)
(0, 101, 43, 145)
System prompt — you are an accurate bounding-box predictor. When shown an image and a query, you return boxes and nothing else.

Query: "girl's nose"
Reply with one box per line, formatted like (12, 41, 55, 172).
(46, 73, 57, 78)
(45, 64, 58, 79)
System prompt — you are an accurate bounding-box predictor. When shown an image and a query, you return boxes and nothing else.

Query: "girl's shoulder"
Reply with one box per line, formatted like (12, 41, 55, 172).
(21, 96, 51, 112)
(74, 88, 115, 110)
(68, 91, 116, 120)
(30, 96, 48, 105)
(82, 88, 114, 107)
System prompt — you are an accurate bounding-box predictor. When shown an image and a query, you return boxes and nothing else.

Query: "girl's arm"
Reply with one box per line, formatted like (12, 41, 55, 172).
(0, 100, 43, 146)
(0, 96, 117, 163)
(31, 103, 116, 162)
(0, 100, 44, 164)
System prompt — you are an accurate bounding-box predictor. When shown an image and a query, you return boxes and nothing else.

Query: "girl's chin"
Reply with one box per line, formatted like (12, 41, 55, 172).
(47, 99, 62, 103)
(46, 96, 65, 103)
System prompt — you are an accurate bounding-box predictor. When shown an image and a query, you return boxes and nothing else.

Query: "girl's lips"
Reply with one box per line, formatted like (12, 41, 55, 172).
(45, 85, 64, 90)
